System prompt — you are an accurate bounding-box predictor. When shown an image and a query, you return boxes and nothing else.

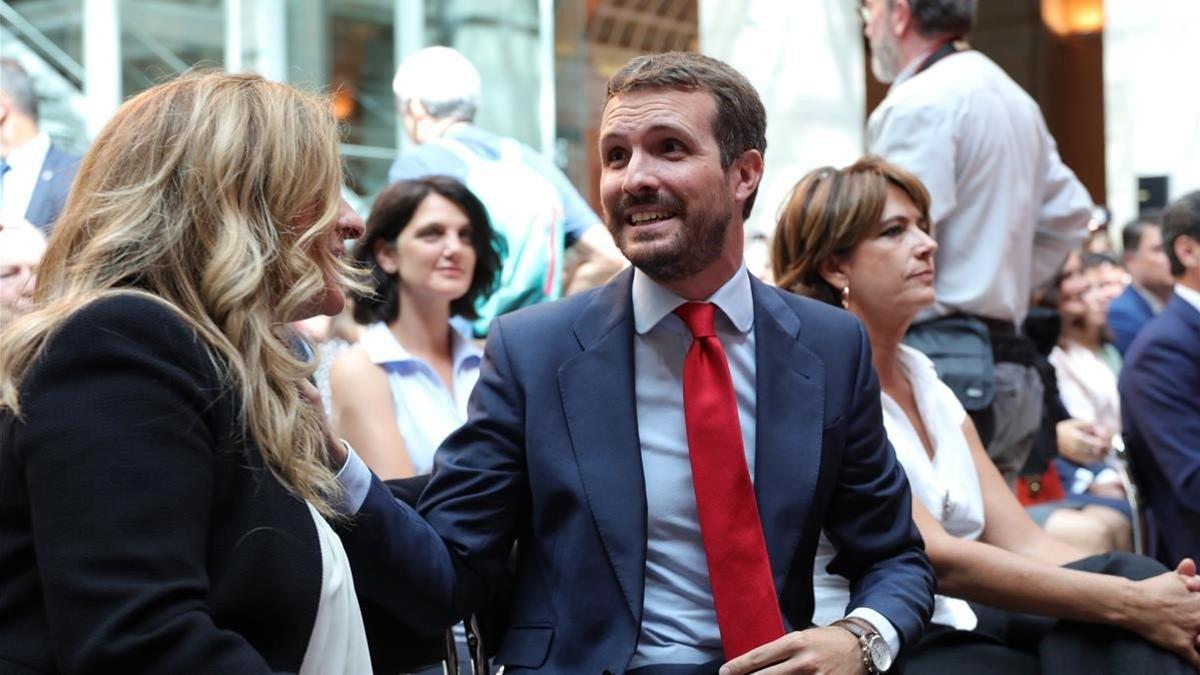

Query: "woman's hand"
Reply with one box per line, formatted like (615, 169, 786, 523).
(1119, 558, 1200, 671)
(1056, 418, 1110, 465)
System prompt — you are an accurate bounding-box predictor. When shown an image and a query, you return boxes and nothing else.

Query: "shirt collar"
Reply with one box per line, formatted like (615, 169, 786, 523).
(891, 43, 943, 88)
(3, 132, 50, 170)
(1174, 284, 1200, 315)
(362, 321, 481, 370)
(1130, 282, 1166, 313)
(632, 265, 754, 335)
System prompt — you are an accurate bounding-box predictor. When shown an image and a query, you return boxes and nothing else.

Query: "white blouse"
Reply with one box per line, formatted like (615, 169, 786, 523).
(358, 322, 481, 474)
(1049, 341, 1121, 434)
(299, 502, 372, 675)
(812, 344, 984, 631)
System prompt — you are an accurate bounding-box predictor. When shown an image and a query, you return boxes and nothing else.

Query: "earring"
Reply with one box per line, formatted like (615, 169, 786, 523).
(841, 285, 850, 309)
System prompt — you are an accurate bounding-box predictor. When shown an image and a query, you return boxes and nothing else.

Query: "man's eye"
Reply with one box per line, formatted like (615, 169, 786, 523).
(606, 148, 627, 163)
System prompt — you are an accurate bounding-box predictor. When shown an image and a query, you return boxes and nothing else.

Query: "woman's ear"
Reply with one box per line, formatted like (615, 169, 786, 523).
(373, 238, 399, 275)
(818, 255, 849, 293)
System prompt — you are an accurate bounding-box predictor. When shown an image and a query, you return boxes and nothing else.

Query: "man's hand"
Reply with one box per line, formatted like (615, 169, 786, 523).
(719, 627, 864, 675)
(1119, 560, 1200, 672)
(299, 379, 347, 469)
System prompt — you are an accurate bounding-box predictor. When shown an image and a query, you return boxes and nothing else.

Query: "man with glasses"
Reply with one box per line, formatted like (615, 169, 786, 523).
(861, 0, 1093, 485)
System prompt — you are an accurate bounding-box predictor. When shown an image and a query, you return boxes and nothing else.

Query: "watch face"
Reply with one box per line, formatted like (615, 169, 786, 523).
(867, 635, 893, 671)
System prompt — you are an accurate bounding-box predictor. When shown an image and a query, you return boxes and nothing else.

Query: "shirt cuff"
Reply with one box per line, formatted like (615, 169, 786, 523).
(847, 607, 900, 662)
(333, 441, 372, 515)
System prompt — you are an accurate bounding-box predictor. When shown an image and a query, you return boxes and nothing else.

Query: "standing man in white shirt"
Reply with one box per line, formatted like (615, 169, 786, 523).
(0, 58, 80, 234)
(860, 0, 1093, 483)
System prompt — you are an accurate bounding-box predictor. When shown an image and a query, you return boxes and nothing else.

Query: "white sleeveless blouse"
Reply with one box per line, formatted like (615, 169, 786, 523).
(812, 345, 984, 631)
(299, 502, 372, 674)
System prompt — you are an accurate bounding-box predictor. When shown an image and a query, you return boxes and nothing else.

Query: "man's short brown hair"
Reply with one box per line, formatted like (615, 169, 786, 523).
(605, 52, 767, 218)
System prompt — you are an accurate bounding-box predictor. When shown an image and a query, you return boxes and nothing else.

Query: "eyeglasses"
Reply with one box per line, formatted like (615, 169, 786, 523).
(857, 2, 872, 24)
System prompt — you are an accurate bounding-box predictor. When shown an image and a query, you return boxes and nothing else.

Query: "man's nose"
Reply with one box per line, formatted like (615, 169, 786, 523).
(622, 151, 660, 196)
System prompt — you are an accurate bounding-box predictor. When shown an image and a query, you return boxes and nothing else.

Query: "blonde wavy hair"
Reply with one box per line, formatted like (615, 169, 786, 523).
(0, 71, 356, 516)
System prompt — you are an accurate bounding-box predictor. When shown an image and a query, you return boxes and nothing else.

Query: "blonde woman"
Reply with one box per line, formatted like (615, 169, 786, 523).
(0, 73, 449, 674)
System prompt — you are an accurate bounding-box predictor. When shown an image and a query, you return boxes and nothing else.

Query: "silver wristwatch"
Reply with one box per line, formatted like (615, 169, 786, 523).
(832, 617, 893, 673)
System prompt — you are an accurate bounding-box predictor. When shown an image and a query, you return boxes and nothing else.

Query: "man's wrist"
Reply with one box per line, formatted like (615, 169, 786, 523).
(831, 617, 891, 673)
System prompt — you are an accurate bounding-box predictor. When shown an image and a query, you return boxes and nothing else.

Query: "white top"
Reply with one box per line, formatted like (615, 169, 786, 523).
(629, 267, 896, 667)
(299, 502, 372, 675)
(0, 131, 50, 224)
(813, 345, 982, 631)
(868, 50, 1092, 324)
(1049, 341, 1122, 434)
(358, 321, 481, 474)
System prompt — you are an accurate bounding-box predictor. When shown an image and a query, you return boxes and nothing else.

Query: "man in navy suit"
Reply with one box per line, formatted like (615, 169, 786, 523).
(1108, 214, 1175, 354)
(0, 58, 80, 234)
(340, 52, 933, 674)
(1120, 191, 1200, 566)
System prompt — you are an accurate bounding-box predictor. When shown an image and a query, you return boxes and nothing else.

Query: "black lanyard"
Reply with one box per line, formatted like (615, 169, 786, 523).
(915, 39, 965, 75)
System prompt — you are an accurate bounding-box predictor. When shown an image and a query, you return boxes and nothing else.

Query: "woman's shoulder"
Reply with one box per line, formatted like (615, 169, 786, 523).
(39, 293, 206, 366)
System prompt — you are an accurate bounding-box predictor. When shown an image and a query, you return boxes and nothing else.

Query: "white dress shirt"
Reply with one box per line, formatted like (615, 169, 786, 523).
(0, 132, 50, 224)
(629, 267, 897, 666)
(868, 50, 1092, 324)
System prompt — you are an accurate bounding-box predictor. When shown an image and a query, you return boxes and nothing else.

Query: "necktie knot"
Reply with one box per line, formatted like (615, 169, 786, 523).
(674, 302, 717, 339)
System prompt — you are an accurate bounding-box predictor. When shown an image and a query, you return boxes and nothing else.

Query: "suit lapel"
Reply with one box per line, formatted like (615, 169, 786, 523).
(558, 268, 646, 621)
(750, 280, 826, 590)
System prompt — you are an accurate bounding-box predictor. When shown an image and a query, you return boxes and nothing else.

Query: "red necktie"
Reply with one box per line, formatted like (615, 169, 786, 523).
(674, 302, 785, 659)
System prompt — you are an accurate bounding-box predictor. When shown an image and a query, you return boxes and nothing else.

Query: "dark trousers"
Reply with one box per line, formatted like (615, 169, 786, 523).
(901, 552, 1191, 674)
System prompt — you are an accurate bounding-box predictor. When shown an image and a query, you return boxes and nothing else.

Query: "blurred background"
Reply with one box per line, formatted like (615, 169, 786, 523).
(1, 0, 1196, 243)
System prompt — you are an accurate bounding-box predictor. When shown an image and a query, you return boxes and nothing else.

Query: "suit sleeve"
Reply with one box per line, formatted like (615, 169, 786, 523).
(15, 298, 283, 673)
(822, 321, 936, 651)
(417, 317, 530, 620)
(1107, 299, 1141, 355)
(1121, 335, 1200, 513)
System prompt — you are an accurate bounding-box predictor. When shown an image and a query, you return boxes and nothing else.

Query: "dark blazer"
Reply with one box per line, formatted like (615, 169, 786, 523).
(369, 268, 934, 673)
(1120, 293, 1200, 565)
(23, 145, 79, 233)
(1107, 284, 1157, 355)
(0, 294, 447, 674)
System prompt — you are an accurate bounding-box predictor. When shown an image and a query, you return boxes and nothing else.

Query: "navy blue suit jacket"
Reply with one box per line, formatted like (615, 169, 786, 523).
(388, 269, 934, 672)
(1108, 284, 1156, 355)
(1120, 293, 1200, 565)
(24, 145, 79, 233)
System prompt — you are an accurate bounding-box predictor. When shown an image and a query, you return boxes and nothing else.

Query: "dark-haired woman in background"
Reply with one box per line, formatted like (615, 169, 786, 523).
(772, 155, 1200, 674)
(330, 177, 500, 479)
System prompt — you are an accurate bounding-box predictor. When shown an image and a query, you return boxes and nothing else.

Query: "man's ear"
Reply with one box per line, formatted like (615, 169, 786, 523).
(373, 237, 399, 275)
(890, 0, 914, 38)
(730, 149, 764, 207)
(818, 255, 850, 293)
(1175, 234, 1200, 270)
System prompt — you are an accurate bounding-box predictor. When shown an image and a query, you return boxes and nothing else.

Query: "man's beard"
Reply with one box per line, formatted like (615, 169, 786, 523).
(606, 191, 732, 282)
(870, 34, 901, 84)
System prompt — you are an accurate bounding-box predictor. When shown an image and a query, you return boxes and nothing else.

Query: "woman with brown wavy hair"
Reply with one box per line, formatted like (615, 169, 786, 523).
(773, 156, 1200, 673)
(0, 72, 448, 674)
